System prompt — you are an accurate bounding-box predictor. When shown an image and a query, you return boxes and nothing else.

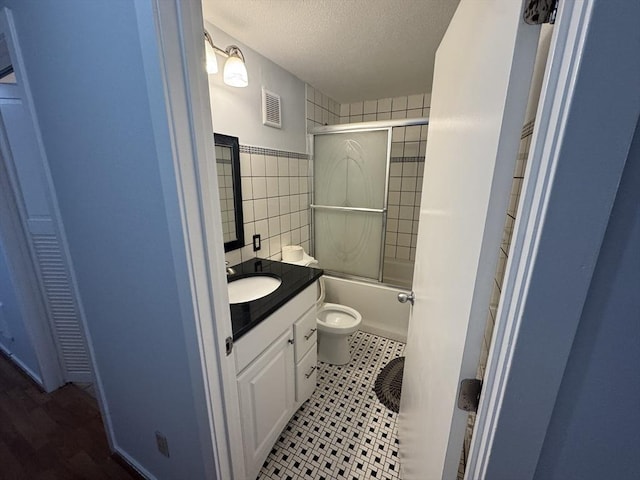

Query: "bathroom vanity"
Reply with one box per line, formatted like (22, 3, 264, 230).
(228, 259, 323, 479)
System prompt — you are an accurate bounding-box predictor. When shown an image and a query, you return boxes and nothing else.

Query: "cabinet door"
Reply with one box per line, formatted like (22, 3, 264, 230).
(237, 329, 295, 479)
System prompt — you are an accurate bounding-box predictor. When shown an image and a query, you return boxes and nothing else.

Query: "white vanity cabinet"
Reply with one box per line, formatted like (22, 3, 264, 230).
(234, 283, 318, 480)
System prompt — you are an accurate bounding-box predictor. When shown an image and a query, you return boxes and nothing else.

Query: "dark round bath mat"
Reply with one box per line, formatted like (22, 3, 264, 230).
(374, 356, 405, 413)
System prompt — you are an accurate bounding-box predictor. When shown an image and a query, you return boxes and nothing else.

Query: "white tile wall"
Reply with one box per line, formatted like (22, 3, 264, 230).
(340, 93, 431, 124)
(305, 85, 341, 133)
(384, 118, 429, 262)
(224, 145, 311, 266)
(476, 121, 534, 379)
(385, 158, 424, 262)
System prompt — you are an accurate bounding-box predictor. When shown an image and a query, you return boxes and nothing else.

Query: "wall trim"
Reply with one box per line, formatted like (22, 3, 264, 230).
(239, 144, 310, 159)
(0, 344, 43, 388)
(112, 447, 157, 480)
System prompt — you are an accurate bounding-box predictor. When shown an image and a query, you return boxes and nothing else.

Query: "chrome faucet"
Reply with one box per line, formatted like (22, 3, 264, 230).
(225, 261, 236, 276)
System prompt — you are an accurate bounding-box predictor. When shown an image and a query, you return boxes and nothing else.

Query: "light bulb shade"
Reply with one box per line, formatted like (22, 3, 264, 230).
(223, 51, 248, 87)
(205, 42, 218, 74)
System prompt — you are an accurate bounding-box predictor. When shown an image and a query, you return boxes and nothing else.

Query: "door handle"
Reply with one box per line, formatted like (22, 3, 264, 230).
(397, 291, 415, 305)
(304, 328, 317, 341)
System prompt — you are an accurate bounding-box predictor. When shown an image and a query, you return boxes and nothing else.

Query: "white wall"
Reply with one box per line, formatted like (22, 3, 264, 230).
(1, 1, 214, 478)
(0, 239, 40, 379)
(533, 115, 640, 480)
(206, 22, 306, 154)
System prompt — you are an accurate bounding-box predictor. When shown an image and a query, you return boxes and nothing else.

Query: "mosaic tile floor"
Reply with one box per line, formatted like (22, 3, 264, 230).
(258, 331, 405, 480)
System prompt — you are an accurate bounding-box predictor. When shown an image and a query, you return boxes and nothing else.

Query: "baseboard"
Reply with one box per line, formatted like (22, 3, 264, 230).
(65, 371, 93, 383)
(0, 343, 44, 388)
(112, 448, 156, 480)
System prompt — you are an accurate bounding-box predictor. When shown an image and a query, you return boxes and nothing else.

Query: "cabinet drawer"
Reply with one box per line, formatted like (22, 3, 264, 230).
(295, 346, 317, 404)
(293, 305, 317, 362)
(235, 283, 316, 373)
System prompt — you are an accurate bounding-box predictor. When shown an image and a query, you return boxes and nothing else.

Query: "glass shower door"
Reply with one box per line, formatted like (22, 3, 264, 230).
(312, 129, 390, 280)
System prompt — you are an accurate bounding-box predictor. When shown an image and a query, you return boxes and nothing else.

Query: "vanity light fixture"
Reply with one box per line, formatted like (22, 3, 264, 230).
(204, 29, 248, 87)
(204, 30, 218, 74)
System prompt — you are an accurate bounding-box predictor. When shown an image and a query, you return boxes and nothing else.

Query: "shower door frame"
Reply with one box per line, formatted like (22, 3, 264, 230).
(311, 125, 391, 283)
(310, 118, 429, 285)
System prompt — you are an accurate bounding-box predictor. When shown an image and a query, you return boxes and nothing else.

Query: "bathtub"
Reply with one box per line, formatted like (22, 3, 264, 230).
(323, 275, 410, 342)
(382, 258, 414, 288)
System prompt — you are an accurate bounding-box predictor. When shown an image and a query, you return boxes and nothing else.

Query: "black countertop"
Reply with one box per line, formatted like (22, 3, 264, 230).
(228, 258, 323, 341)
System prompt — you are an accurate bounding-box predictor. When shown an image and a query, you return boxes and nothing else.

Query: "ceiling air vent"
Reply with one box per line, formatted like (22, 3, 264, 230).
(262, 88, 282, 128)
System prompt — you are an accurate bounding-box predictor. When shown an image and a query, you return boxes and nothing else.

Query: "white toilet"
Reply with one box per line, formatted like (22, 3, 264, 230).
(316, 277, 362, 365)
(280, 246, 362, 366)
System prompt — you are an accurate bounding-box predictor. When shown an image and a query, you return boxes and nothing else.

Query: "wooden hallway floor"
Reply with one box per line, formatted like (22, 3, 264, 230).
(0, 353, 139, 480)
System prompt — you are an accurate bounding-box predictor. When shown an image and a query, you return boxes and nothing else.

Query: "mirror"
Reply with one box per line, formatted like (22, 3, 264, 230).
(214, 133, 244, 252)
(0, 37, 16, 84)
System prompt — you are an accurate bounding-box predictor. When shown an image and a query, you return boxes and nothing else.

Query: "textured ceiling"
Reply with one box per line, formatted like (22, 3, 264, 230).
(202, 0, 460, 103)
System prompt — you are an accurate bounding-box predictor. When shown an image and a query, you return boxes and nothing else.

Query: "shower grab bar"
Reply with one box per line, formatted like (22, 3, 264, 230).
(310, 204, 386, 214)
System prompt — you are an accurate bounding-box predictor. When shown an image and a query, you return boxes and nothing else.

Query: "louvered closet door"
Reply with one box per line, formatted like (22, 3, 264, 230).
(30, 228, 90, 378)
(0, 85, 92, 383)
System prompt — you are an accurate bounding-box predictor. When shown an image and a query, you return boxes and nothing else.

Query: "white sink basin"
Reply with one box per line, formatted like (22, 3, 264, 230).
(228, 275, 282, 304)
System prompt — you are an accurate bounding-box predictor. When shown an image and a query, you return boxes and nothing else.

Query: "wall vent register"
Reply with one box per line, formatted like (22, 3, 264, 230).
(262, 88, 282, 128)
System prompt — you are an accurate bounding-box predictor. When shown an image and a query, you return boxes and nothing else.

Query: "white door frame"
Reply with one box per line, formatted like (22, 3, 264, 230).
(134, 0, 244, 478)
(468, 0, 640, 478)
(146, 0, 640, 479)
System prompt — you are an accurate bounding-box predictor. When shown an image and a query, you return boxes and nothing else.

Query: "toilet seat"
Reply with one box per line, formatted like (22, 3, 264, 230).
(317, 303, 361, 333)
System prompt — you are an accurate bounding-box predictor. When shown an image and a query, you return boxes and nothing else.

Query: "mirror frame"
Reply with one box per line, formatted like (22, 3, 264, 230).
(214, 133, 244, 252)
